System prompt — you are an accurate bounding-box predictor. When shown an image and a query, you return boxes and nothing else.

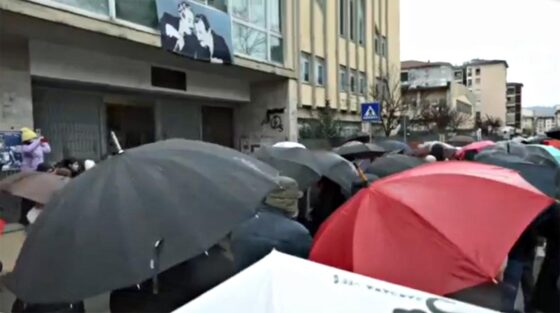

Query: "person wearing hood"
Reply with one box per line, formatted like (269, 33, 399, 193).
(21, 128, 51, 171)
(231, 176, 313, 272)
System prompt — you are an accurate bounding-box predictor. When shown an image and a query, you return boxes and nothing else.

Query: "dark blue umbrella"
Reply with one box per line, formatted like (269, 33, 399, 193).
(375, 139, 413, 155)
(475, 153, 559, 198)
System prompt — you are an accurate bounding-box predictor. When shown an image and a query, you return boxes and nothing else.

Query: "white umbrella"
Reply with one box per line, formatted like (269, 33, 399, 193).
(174, 251, 496, 313)
(273, 141, 306, 149)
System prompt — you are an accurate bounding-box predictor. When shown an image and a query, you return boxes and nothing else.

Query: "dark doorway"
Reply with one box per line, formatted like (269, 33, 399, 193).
(107, 104, 155, 149)
(202, 106, 234, 148)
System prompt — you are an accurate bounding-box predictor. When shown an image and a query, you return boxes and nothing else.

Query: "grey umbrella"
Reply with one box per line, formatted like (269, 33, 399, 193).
(366, 154, 425, 178)
(333, 141, 386, 160)
(255, 146, 322, 190)
(5, 139, 279, 303)
(312, 151, 358, 194)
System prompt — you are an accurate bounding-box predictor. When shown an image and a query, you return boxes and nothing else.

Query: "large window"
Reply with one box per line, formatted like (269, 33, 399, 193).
(359, 72, 367, 95)
(339, 66, 348, 92)
(231, 0, 284, 63)
(316, 57, 325, 86)
(300, 53, 311, 83)
(349, 0, 355, 41)
(350, 70, 357, 93)
(357, 0, 365, 45)
(46, 0, 283, 64)
(339, 0, 346, 36)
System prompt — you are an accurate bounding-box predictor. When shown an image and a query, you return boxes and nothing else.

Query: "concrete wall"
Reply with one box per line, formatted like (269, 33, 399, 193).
(236, 79, 298, 153)
(407, 66, 455, 88)
(468, 63, 507, 123)
(0, 34, 33, 129)
(29, 41, 251, 103)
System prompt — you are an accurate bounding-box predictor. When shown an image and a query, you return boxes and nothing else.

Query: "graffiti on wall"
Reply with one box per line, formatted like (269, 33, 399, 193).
(261, 108, 285, 132)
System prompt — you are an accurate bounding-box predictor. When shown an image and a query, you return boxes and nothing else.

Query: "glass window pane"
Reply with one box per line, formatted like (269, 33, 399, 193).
(231, 0, 250, 20)
(52, 0, 108, 15)
(116, 0, 158, 28)
(232, 23, 267, 60)
(270, 0, 282, 33)
(271, 36, 284, 64)
(207, 0, 228, 12)
(249, 0, 266, 28)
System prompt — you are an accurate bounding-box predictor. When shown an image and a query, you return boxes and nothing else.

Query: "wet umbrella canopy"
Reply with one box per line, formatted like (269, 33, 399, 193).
(374, 140, 413, 155)
(255, 146, 322, 190)
(311, 151, 358, 194)
(6, 139, 279, 303)
(365, 154, 425, 178)
(0, 172, 69, 204)
(475, 152, 560, 198)
(333, 141, 385, 160)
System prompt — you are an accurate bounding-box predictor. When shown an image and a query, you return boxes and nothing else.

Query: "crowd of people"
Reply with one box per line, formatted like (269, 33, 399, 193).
(2, 131, 559, 313)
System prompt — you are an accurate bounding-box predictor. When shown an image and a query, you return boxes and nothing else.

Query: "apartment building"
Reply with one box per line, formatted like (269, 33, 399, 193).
(297, 0, 400, 135)
(535, 115, 555, 135)
(506, 83, 523, 129)
(463, 59, 508, 124)
(521, 108, 535, 135)
(0, 0, 400, 160)
(400, 61, 474, 130)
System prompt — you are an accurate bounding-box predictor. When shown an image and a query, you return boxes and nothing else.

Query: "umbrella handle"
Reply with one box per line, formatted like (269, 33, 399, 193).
(110, 131, 124, 155)
(151, 239, 164, 295)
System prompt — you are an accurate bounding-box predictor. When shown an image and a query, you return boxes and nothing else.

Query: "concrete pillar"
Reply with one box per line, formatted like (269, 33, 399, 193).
(0, 34, 33, 130)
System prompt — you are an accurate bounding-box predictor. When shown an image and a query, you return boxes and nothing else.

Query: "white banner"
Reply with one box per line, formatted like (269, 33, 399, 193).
(175, 251, 496, 313)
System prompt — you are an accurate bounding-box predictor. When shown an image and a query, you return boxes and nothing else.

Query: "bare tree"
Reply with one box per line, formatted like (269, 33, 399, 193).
(481, 115, 503, 135)
(370, 68, 413, 137)
(416, 99, 471, 134)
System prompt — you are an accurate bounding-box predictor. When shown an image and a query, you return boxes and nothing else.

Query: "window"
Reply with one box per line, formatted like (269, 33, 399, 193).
(475, 78, 481, 84)
(350, 70, 357, 93)
(50, 0, 109, 14)
(467, 79, 472, 87)
(315, 57, 325, 86)
(115, 0, 158, 28)
(231, 0, 284, 63)
(467, 68, 472, 77)
(359, 72, 367, 95)
(357, 0, 365, 44)
(349, 0, 355, 41)
(339, 66, 348, 91)
(339, 0, 346, 36)
(475, 68, 481, 75)
(375, 77, 387, 98)
(381, 36, 387, 57)
(300, 53, 311, 83)
(401, 71, 409, 82)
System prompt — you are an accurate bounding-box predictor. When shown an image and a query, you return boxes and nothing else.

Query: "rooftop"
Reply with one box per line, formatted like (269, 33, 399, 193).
(507, 82, 524, 87)
(401, 60, 453, 70)
(465, 59, 509, 68)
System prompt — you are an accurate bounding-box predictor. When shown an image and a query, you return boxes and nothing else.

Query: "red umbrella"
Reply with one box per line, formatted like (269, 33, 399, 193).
(455, 140, 495, 160)
(310, 162, 553, 296)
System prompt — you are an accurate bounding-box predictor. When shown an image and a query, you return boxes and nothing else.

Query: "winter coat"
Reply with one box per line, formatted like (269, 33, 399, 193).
(231, 205, 312, 272)
(110, 244, 234, 313)
(22, 139, 51, 171)
(446, 282, 509, 311)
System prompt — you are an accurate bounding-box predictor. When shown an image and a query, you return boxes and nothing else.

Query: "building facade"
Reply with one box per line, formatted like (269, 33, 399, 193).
(462, 59, 508, 125)
(401, 61, 474, 130)
(0, 0, 400, 161)
(506, 82, 523, 129)
(535, 115, 555, 135)
(521, 108, 535, 135)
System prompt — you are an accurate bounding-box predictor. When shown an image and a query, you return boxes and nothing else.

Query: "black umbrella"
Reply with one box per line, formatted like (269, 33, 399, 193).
(475, 153, 559, 198)
(5, 139, 279, 303)
(375, 140, 413, 155)
(365, 154, 425, 178)
(546, 128, 560, 140)
(482, 142, 558, 168)
(447, 135, 475, 147)
(343, 132, 370, 144)
(312, 151, 359, 194)
(255, 146, 322, 190)
(333, 141, 385, 160)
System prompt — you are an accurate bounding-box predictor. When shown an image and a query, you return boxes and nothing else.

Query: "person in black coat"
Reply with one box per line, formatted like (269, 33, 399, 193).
(194, 14, 232, 64)
(159, 2, 207, 59)
(110, 243, 234, 313)
(230, 176, 312, 272)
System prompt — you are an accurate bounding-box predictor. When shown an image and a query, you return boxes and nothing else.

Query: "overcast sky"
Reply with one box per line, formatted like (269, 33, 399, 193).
(401, 0, 560, 107)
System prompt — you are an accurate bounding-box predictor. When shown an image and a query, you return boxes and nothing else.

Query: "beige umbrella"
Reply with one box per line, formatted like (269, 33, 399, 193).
(0, 172, 69, 204)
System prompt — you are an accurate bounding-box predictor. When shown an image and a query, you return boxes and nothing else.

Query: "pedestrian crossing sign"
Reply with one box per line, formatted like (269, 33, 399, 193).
(361, 102, 381, 122)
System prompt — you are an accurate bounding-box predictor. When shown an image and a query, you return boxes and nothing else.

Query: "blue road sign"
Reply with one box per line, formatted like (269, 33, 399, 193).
(361, 102, 381, 122)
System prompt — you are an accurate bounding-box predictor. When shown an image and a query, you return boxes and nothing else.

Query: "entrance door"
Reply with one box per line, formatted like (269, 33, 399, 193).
(202, 106, 234, 148)
(107, 104, 155, 149)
